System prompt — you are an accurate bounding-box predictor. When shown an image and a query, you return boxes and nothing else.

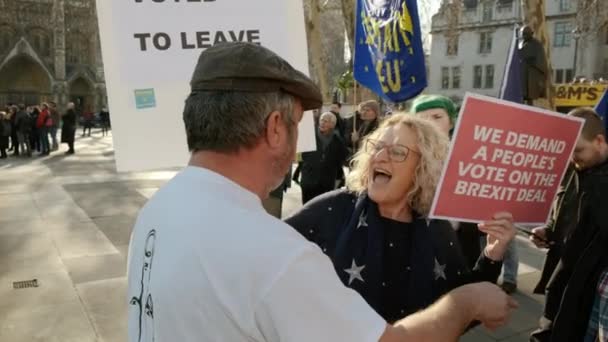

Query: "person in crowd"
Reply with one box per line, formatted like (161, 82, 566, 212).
(347, 100, 381, 150)
(529, 163, 575, 295)
(286, 114, 516, 323)
(61, 102, 77, 155)
(0, 111, 11, 159)
(36, 103, 51, 155)
(530, 107, 608, 341)
(412, 94, 519, 294)
(100, 107, 110, 136)
(329, 101, 346, 139)
(127, 42, 516, 342)
(82, 106, 94, 137)
(7, 105, 19, 156)
(329, 102, 347, 187)
(14, 104, 31, 157)
(29, 106, 40, 153)
(48, 101, 61, 151)
(584, 267, 608, 341)
(295, 112, 348, 203)
(263, 173, 292, 219)
(412, 94, 458, 137)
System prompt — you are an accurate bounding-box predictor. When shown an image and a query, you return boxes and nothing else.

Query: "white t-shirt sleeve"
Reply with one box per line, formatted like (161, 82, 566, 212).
(254, 246, 387, 342)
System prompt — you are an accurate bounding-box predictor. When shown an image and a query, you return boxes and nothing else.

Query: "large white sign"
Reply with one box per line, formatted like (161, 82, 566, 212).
(96, 0, 315, 172)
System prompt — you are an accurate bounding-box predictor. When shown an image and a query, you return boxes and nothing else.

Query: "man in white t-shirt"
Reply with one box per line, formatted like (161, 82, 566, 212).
(127, 42, 518, 342)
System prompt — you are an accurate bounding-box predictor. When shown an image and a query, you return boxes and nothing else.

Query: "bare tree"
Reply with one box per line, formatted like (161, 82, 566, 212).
(303, 0, 332, 102)
(341, 0, 356, 58)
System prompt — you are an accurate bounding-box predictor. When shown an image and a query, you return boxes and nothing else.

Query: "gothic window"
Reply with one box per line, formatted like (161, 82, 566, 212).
(29, 28, 52, 57)
(66, 33, 90, 65)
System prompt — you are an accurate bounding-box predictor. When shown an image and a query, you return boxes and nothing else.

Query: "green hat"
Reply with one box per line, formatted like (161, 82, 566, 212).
(412, 95, 458, 122)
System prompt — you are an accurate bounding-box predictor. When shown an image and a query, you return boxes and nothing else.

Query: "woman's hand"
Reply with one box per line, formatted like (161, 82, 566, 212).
(478, 212, 517, 261)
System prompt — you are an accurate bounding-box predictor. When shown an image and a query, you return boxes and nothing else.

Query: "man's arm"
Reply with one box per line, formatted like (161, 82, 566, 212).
(380, 283, 518, 342)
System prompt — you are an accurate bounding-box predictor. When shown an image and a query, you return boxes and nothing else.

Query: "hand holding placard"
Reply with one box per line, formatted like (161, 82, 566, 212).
(477, 212, 517, 261)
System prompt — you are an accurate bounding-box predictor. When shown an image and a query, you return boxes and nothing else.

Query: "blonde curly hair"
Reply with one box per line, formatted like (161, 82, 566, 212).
(346, 113, 450, 216)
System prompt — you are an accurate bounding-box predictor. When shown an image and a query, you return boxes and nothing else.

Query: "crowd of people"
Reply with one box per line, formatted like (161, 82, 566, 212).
(283, 92, 608, 341)
(0, 102, 110, 159)
(281, 98, 608, 342)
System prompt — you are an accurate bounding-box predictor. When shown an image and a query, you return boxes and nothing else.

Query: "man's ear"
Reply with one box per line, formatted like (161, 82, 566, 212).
(265, 111, 283, 148)
(595, 134, 607, 147)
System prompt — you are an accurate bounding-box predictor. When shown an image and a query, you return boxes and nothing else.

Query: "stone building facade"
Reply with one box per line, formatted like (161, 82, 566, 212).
(0, 0, 105, 111)
(427, 0, 608, 103)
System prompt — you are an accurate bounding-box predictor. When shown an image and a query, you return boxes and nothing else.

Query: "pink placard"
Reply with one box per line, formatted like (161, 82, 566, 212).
(429, 93, 584, 225)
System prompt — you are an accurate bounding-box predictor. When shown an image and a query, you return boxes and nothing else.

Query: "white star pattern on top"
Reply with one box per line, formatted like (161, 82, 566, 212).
(357, 213, 368, 229)
(434, 258, 446, 281)
(344, 259, 366, 285)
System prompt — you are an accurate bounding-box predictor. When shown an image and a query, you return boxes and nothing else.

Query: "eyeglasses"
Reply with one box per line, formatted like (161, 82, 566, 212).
(365, 139, 420, 163)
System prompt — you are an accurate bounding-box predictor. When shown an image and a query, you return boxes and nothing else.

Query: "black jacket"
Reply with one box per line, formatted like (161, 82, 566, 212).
(300, 132, 348, 190)
(15, 111, 31, 134)
(285, 189, 502, 321)
(61, 109, 77, 143)
(532, 160, 608, 341)
(534, 165, 580, 294)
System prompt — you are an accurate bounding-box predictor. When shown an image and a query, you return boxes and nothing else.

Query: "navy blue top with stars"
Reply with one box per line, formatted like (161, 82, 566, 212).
(380, 217, 415, 323)
(285, 189, 502, 322)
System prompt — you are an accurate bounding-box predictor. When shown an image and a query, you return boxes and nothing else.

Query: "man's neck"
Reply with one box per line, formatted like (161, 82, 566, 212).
(189, 150, 270, 199)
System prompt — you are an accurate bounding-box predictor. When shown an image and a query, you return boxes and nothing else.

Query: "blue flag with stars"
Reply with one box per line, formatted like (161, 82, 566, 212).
(595, 88, 608, 131)
(353, 0, 427, 103)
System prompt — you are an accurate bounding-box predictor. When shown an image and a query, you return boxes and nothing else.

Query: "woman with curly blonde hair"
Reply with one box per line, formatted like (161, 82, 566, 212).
(286, 114, 516, 323)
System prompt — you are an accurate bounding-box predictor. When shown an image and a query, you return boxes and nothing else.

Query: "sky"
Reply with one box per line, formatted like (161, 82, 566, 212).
(418, 0, 443, 51)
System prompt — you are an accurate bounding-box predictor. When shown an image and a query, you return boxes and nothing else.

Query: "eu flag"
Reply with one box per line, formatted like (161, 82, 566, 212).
(353, 0, 427, 103)
(595, 88, 608, 131)
(499, 26, 523, 104)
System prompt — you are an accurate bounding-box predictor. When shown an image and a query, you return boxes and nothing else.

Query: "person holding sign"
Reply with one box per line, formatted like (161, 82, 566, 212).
(126, 42, 517, 342)
(412, 95, 484, 268)
(530, 108, 608, 342)
(286, 114, 517, 323)
(412, 94, 520, 294)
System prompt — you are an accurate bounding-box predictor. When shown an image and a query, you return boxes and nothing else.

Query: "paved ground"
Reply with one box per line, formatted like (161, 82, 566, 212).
(0, 130, 547, 341)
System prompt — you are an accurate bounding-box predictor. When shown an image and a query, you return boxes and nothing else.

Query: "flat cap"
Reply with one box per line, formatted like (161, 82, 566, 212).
(190, 42, 322, 111)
